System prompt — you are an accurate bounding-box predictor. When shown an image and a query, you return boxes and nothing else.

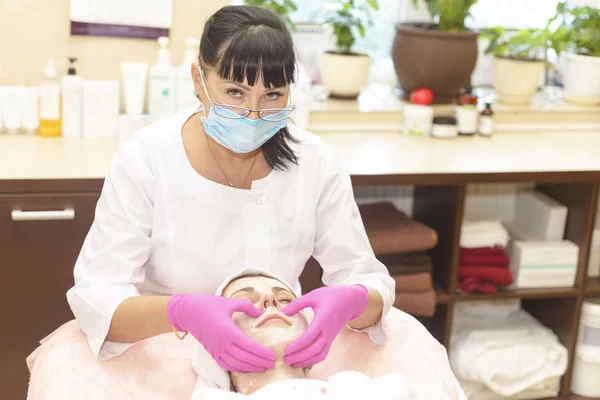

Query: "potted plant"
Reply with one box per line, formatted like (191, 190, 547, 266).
(481, 27, 548, 105)
(318, 0, 380, 98)
(392, 0, 479, 104)
(244, 0, 298, 29)
(548, 2, 600, 105)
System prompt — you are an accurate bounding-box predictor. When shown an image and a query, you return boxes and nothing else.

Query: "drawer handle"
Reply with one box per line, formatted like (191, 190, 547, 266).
(11, 207, 75, 221)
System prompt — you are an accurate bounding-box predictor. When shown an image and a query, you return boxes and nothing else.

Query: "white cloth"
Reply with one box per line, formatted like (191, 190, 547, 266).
(191, 268, 298, 392)
(450, 301, 568, 397)
(190, 370, 418, 400)
(66, 107, 395, 360)
(459, 376, 560, 400)
(460, 219, 509, 248)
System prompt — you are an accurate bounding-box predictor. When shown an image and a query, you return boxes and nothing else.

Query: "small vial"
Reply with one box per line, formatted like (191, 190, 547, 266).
(479, 101, 494, 137)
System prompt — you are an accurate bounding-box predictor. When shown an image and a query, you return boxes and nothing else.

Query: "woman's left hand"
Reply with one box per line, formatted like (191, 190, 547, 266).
(281, 284, 369, 368)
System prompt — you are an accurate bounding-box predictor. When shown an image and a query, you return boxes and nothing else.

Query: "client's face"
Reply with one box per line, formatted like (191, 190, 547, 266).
(222, 276, 308, 351)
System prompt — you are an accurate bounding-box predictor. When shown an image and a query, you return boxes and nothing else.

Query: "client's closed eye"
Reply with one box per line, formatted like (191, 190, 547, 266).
(278, 297, 292, 304)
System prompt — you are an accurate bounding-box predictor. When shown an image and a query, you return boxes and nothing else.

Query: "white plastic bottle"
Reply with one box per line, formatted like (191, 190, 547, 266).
(61, 57, 83, 137)
(149, 36, 176, 122)
(176, 37, 200, 112)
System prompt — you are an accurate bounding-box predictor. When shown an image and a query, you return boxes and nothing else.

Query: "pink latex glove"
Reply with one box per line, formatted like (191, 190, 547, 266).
(281, 284, 369, 368)
(167, 294, 276, 372)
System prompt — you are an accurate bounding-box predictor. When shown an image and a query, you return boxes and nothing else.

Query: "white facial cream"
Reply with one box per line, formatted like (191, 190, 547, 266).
(1, 86, 24, 134)
(120, 62, 149, 115)
(21, 86, 40, 135)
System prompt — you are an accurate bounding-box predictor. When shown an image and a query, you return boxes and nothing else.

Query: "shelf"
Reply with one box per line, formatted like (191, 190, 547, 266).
(586, 278, 600, 296)
(454, 287, 579, 302)
(436, 287, 451, 304)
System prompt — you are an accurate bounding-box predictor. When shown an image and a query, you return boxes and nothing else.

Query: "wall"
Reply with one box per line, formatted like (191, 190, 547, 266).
(0, 0, 230, 85)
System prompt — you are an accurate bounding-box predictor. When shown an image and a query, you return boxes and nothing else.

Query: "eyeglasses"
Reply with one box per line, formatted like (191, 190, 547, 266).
(213, 104, 293, 122)
(200, 68, 293, 122)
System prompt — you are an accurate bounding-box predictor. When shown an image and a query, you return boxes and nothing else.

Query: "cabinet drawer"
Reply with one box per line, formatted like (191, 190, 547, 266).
(0, 193, 100, 399)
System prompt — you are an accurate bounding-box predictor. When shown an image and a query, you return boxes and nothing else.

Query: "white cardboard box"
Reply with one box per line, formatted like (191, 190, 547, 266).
(512, 191, 568, 241)
(509, 240, 579, 288)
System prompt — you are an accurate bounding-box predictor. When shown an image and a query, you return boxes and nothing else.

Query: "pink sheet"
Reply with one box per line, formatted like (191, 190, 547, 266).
(27, 308, 460, 399)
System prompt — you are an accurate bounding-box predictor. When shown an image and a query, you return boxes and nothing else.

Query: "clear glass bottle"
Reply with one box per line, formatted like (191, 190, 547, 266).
(39, 59, 62, 137)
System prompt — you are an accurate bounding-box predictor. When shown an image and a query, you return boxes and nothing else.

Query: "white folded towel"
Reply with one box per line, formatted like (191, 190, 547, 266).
(460, 220, 509, 248)
(450, 302, 568, 397)
(459, 376, 560, 400)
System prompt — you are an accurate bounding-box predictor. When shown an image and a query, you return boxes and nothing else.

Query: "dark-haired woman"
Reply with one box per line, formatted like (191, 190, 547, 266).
(56, 5, 394, 376)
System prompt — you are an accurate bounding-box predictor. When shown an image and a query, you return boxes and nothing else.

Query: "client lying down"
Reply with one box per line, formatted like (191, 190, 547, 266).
(190, 269, 418, 399)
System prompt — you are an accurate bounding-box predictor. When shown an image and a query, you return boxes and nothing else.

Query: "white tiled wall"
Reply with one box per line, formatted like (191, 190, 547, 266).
(355, 183, 535, 223)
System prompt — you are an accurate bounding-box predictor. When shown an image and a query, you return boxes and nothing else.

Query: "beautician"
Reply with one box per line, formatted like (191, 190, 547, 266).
(66, 5, 395, 373)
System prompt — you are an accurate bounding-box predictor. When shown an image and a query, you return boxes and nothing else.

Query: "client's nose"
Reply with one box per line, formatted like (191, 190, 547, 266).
(259, 293, 279, 310)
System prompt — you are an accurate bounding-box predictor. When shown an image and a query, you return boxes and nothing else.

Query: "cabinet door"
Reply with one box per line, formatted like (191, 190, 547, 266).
(0, 193, 99, 400)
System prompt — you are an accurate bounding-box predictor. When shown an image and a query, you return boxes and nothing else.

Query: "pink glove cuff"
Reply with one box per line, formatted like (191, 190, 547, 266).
(351, 284, 369, 319)
(167, 294, 186, 332)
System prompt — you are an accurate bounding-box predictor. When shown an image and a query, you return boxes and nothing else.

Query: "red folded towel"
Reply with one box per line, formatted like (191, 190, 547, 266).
(457, 277, 497, 294)
(459, 254, 510, 267)
(458, 265, 514, 285)
(460, 246, 506, 256)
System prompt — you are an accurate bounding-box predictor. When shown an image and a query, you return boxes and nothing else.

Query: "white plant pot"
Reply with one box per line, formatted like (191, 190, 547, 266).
(561, 52, 600, 106)
(320, 52, 371, 98)
(493, 57, 545, 105)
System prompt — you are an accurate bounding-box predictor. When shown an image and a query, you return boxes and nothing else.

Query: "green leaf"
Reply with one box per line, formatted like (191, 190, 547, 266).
(357, 23, 366, 37)
(367, 0, 379, 11)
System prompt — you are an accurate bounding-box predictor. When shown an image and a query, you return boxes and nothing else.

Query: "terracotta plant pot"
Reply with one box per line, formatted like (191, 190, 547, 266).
(392, 23, 479, 104)
(320, 51, 371, 99)
(493, 57, 545, 105)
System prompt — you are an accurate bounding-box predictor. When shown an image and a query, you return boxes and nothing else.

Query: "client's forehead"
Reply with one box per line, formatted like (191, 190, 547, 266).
(223, 276, 292, 298)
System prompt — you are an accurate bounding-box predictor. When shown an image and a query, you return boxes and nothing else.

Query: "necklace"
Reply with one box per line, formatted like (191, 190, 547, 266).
(205, 134, 258, 188)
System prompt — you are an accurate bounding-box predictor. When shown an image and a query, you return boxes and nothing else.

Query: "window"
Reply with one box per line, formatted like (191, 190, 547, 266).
(230, 0, 566, 86)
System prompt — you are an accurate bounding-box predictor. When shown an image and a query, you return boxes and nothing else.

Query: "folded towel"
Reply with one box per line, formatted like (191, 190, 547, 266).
(393, 289, 437, 317)
(459, 254, 510, 267)
(458, 266, 513, 286)
(460, 220, 509, 249)
(460, 246, 507, 256)
(393, 273, 432, 293)
(378, 253, 433, 276)
(450, 305, 568, 397)
(459, 376, 560, 400)
(359, 202, 438, 254)
(457, 277, 497, 294)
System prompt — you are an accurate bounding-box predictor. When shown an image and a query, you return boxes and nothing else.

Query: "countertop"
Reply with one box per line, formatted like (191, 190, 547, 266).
(2, 130, 600, 184)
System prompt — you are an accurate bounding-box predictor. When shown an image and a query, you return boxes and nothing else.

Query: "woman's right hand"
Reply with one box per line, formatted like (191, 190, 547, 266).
(167, 294, 276, 372)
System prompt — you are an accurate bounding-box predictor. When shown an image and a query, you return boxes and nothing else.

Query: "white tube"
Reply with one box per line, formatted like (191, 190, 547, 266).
(120, 62, 149, 115)
(1, 86, 24, 134)
(21, 86, 40, 135)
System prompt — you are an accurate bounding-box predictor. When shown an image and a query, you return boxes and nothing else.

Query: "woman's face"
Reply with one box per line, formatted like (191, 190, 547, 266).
(222, 276, 308, 351)
(192, 64, 291, 120)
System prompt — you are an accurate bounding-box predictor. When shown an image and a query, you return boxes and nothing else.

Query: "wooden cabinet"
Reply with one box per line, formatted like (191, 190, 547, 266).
(0, 192, 99, 400)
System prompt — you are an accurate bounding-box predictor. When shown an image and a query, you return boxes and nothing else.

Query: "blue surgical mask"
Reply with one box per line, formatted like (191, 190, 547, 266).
(199, 68, 290, 154)
(200, 106, 288, 154)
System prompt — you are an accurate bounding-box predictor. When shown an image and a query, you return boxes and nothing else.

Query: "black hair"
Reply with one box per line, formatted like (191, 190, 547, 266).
(200, 5, 299, 171)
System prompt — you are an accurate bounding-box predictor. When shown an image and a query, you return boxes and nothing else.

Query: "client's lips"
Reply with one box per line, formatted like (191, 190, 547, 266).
(255, 311, 292, 328)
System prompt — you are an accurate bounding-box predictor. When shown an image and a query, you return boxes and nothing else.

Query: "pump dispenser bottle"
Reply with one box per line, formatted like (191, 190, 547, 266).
(61, 57, 83, 137)
(149, 36, 176, 122)
(39, 59, 62, 137)
(176, 37, 200, 112)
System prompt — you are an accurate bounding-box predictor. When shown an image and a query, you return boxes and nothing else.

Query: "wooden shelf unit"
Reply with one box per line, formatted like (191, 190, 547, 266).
(359, 174, 600, 398)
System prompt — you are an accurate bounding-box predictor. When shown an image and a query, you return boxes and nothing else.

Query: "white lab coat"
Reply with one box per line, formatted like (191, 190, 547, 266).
(66, 108, 395, 360)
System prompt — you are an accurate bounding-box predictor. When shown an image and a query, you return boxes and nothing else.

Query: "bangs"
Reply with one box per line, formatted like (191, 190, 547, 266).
(217, 26, 296, 89)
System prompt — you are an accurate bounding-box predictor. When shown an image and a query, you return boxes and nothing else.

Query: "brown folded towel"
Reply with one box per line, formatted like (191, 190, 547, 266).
(394, 289, 437, 317)
(378, 253, 433, 276)
(359, 202, 438, 255)
(393, 273, 432, 292)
